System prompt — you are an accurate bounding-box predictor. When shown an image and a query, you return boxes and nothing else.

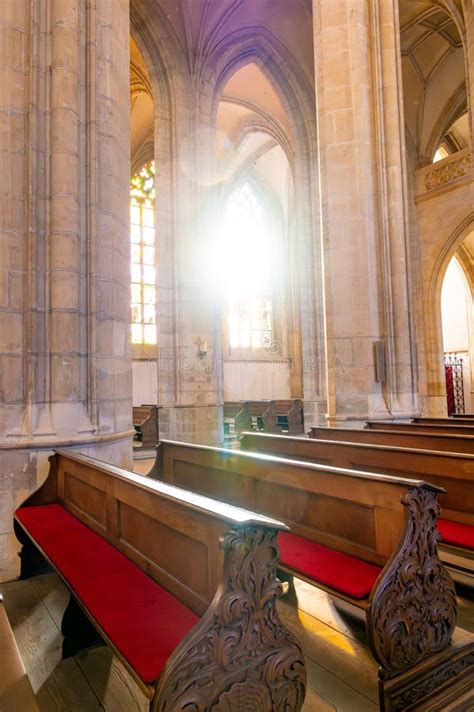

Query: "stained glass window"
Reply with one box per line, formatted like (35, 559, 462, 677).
(130, 161, 157, 345)
(221, 182, 273, 349)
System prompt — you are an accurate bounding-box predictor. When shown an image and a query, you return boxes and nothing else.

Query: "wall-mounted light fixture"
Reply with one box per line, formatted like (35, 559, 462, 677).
(194, 337, 208, 359)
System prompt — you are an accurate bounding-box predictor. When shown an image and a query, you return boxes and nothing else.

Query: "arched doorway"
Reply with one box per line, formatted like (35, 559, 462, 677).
(441, 255, 473, 413)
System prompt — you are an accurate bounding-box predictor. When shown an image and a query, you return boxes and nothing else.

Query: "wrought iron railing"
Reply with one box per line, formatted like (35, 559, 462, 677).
(444, 353, 465, 415)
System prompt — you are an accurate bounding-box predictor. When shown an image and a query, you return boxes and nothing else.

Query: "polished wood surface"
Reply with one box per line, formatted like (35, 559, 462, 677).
(17, 449, 287, 616)
(240, 432, 474, 527)
(308, 425, 474, 454)
(132, 405, 158, 448)
(0, 594, 39, 712)
(366, 419, 474, 436)
(151, 439, 438, 572)
(224, 399, 304, 439)
(414, 416, 474, 426)
(14, 451, 305, 711)
(149, 439, 472, 708)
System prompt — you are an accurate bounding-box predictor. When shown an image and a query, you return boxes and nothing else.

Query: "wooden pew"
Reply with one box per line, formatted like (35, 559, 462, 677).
(269, 399, 304, 435)
(223, 401, 252, 446)
(14, 450, 305, 712)
(240, 432, 474, 581)
(132, 405, 158, 448)
(366, 419, 474, 437)
(308, 424, 474, 454)
(246, 400, 272, 431)
(149, 439, 473, 711)
(414, 416, 474, 426)
(0, 594, 39, 712)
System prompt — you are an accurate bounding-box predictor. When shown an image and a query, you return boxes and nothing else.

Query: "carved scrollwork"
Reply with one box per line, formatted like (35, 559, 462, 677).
(153, 526, 306, 711)
(390, 649, 474, 710)
(367, 487, 457, 676)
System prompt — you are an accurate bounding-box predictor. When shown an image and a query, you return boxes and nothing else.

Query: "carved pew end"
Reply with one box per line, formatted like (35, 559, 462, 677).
(378, 629, 474, 711)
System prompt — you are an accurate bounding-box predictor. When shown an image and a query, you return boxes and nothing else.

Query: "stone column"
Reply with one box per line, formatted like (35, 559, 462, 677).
(0, 0, 132, 581)
(313, 0, 417, 424)
(156, 84, 223, 445)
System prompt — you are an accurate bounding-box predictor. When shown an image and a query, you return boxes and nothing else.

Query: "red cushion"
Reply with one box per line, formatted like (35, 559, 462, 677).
(278, 531, 382, 599)
(15, 504, 198, 684)
(438, 518, 474, 550)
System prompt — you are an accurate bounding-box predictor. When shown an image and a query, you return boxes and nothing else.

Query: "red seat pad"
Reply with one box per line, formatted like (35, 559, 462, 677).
(15, 504, 198, 684)
(278, 531, 382, 599)
(438, 518, 474, 550)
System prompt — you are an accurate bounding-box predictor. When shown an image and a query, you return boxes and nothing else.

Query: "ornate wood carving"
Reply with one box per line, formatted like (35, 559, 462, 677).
(389, 649, 474, 711)
(153, 526, 306, 712)
(367, 487, 457, 676)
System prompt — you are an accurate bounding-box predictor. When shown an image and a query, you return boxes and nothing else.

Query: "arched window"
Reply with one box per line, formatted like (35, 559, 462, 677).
(130, 161, 157, 345)
(221, 182, 273, 349)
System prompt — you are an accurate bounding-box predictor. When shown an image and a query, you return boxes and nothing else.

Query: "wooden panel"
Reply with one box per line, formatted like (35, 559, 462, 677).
(255, 479, 376, 548)
(242, 433, 474, 523)
(350, 464, 474, 519)
(63, 473, 107, 531)
(171, 459, 256, 510)
(366, 420, 474, 436)
(309, 426, 474, 454)
(118, 502, 210, 600)
(154, 442, 411, 565)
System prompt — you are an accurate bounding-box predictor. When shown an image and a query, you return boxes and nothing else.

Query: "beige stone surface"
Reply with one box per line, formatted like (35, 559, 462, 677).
(0, 0, 473, 578)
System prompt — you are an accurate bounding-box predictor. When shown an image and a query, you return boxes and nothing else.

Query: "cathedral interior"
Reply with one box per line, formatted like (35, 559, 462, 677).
(0, 1, 474, 710)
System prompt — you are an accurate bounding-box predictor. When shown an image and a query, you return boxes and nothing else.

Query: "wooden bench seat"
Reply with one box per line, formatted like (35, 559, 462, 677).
(146, 439, 474, 710)
(0, 594, 39, 712)
(278, 531, 381, 599)
(308, 424, 474, 454)
(14, 450, 306, 711)
(240, 431, 474, 581)
(438, 519, 474, 551)
(15, 503, 199, 684)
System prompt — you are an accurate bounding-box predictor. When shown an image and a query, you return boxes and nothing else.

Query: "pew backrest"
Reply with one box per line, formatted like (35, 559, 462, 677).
(151, 439, 442, 567)
(20, 450, 286, 616)
(240, 432, 474, 526)
(414, 416, 474, 426)
(366, 420, 474, 436)
(308, 425, 474, 454)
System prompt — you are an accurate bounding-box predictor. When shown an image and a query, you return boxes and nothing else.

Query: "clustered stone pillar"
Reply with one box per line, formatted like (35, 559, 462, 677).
(156, 86, 223, 446)
(0, 0, 132, 581)
(313, 0, 417, 424)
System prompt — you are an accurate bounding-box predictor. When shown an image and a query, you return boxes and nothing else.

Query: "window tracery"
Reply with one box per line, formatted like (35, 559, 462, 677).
(222, 182, 273, 349)
(130, 161, 157, 345)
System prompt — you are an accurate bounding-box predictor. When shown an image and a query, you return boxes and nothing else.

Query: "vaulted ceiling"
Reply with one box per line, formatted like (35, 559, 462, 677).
(154, 0, 314, 85)
(399, 1, 468, 162)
